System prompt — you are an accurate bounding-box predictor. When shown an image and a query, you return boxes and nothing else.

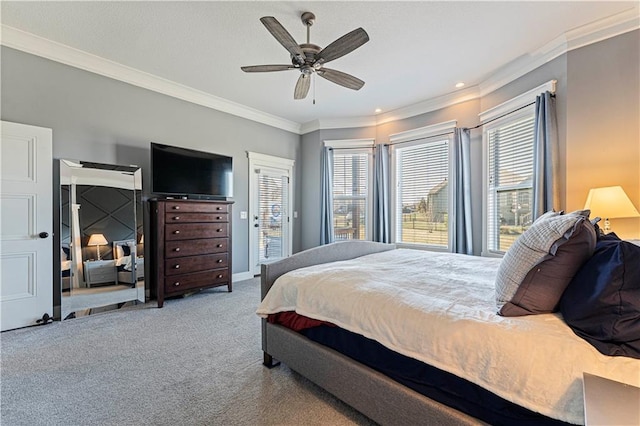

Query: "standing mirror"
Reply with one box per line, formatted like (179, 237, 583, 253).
(60, 160, 144, 319)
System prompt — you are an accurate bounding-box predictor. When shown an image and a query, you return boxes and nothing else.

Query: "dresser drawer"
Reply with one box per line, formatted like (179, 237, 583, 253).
(165, 223, 229, 240)
(164, 269, 229, 294)
(165, 253, 228, 275)
(165, 212, 228, 223)
(164, 202, 230, 214)
(165, 238, 228, 258)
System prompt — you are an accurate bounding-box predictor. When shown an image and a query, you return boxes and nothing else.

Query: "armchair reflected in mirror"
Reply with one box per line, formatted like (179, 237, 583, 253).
(60, 160, 144, 320)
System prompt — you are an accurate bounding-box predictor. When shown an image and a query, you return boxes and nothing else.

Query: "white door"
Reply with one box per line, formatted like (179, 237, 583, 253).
(1, 121, 53, 331)
(248, 152, 294, 275)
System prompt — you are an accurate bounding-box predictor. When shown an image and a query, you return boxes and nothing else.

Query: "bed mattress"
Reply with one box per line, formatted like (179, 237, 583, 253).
(257, 249, 640, 424)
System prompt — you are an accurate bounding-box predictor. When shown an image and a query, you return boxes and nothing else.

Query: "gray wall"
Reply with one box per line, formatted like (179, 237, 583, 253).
(297, 30, 640, 251)
(565, 29, 639, 238)
(3, 28, 637, 270)
(1, 46, 302, 276)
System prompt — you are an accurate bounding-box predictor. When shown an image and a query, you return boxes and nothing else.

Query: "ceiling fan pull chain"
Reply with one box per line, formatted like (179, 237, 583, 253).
(313, 74, 316, 105)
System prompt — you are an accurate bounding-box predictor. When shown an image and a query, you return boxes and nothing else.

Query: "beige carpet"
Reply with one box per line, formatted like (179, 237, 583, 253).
(0, 278, 375, 426)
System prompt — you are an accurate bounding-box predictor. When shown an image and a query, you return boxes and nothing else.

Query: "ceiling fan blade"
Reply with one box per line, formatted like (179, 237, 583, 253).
(294, 74, 311, 100)
(317, 68, 365, 91)
(241, 65, 295, 72)
(260, 16, 305, 64)
(316, 27, 369, 64)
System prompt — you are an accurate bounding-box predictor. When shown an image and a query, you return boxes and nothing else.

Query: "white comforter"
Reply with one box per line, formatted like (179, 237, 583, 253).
(257, 249, 640, 424)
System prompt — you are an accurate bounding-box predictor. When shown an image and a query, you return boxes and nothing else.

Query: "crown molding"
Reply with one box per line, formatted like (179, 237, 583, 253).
(2, 5, 637, 136)
(0, 25, 302, 135)
(376, 86, 480, 126)
(300, 116, 377, 135)
(479, 5, 639, 97)
(299, 86, 479, 135)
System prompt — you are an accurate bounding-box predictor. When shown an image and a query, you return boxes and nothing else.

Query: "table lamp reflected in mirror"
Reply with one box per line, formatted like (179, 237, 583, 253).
(87, 233, 108, 260)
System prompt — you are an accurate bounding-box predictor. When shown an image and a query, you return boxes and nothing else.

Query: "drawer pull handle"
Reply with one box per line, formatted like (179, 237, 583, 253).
(217, 216, 222, 220)
(174, 282, 180, 286)
(217, 274, 223, 278)
(217, 229, 223, 232)
(216, 207, 222, 210)
(173, 216, 180, 220)
(174, 230, 180, 234)
(173, 206, 180, 210)
(217, 244, 223, 248)
(174, 247, 181, 252)
(217, 259, 223, 263)
(174, 264, 180, 269)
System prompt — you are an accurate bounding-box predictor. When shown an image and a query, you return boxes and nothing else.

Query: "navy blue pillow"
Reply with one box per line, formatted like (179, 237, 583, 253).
(121, 244, 131, 256)
(62, 246, 71, 260)
(560, 233, 640, 359)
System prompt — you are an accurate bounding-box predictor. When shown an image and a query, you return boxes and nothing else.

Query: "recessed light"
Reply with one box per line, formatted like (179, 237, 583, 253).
(375, 108, 382, 113)
(455, 82, 465, 88)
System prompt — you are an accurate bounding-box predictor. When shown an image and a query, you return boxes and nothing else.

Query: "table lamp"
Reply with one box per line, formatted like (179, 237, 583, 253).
(583, 186, 640, 232)
(87, 233, 108, 260)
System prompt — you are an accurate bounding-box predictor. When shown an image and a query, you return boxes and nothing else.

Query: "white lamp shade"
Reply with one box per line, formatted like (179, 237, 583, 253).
(87, 233, 108, 246)
(584, 186, 640, 219)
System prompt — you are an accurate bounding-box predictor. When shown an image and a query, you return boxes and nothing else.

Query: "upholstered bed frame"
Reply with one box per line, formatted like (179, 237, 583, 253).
(260, 241, 485, 425)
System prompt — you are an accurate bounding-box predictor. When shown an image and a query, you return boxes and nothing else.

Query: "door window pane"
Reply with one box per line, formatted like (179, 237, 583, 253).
(258, 174, 287, 262)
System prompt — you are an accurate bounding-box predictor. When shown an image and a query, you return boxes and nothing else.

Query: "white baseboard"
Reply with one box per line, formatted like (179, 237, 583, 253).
(233, 271, 255, 283)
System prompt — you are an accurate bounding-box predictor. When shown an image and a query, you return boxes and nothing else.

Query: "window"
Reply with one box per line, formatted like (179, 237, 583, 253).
(393, 139, 450, 248)
(484, 108, 535, 253)
(328, 140, 373, 241)
(481, 80, 555, 255)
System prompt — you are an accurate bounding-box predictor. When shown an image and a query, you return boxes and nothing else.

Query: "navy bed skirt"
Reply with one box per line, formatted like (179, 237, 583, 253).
(300, 325, 569, 426)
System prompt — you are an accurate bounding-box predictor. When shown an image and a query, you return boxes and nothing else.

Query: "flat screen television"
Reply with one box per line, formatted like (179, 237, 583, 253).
(151, 142, 233, 199)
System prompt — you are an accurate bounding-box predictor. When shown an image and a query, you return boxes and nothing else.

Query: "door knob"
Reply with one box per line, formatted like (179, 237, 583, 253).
(254, 224, 259, 227)
(39, 232, 49, 238)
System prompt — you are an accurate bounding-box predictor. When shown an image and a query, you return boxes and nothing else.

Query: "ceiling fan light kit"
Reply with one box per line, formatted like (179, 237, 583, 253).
(241, 12, 369, 100)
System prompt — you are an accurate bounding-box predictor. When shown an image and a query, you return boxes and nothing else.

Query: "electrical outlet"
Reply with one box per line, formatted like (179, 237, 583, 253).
(240, 211, 248, 219)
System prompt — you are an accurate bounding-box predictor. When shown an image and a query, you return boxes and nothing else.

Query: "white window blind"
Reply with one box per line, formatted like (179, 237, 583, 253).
(333, 151, 369, 241)
(486, 113, 535, 252)
(258, 173, 288, 262)
(395, 139, 449, 247)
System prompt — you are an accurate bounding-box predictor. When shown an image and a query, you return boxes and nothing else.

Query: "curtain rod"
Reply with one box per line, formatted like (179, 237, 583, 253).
(468, 100, 535, 130)
(468, 93, 554, 130)
(327, 146, 375, 151)
(328, 93, 553, 148)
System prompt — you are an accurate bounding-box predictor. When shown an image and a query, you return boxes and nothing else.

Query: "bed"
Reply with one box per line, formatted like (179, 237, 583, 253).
(257, 213, 640, 425)
(113, 240, 143, 285)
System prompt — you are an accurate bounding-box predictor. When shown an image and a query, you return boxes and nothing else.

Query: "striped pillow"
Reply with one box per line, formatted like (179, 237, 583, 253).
(495, 210, 596, 316)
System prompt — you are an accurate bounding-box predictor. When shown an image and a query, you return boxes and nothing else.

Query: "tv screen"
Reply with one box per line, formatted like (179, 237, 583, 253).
(151, 142, 233, 199)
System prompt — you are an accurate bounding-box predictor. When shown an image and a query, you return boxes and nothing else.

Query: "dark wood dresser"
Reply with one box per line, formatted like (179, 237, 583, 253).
(150, 199, 233, 308)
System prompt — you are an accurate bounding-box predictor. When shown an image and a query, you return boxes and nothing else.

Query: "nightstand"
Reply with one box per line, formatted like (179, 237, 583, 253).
(84, 260, 116, 287)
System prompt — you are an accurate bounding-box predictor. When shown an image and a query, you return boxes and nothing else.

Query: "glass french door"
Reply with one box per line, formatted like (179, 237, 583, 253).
(249, 153, 293, 275)
(254, 170, 289, 269)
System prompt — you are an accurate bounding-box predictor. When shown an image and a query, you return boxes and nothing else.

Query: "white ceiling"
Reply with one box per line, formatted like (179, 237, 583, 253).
(1, 1, 638, 131)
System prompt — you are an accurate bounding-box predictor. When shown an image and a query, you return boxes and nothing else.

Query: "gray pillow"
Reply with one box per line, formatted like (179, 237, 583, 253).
(495, 209, 597, 316)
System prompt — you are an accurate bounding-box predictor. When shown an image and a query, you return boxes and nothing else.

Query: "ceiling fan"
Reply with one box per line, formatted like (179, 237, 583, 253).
(241, 12, 369, 100)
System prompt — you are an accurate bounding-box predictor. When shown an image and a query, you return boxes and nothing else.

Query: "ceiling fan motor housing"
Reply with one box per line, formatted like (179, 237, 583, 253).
(293, 43, 322, 69)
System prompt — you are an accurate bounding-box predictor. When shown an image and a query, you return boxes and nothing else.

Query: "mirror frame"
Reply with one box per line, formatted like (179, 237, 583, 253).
(59, 159, 144, 319)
